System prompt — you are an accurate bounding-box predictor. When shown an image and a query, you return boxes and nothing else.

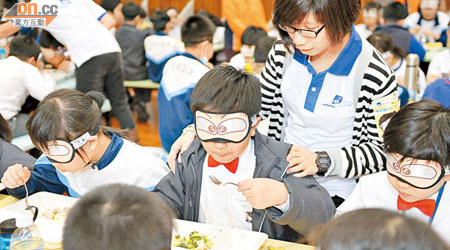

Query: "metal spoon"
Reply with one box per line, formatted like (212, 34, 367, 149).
(23, 182, 31, 210)
(209, 175, 238, 186)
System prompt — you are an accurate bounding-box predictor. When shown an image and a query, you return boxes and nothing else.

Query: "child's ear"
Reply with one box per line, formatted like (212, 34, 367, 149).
(26, 57, 36, 66)
(249, 117, 261, 136)
(87, 135, 99, 150)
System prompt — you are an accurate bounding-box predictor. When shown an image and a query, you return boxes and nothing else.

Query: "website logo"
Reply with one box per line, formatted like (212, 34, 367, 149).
(2, 2, 58, 27)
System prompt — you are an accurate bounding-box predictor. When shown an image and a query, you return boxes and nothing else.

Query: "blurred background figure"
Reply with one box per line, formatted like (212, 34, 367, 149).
(100, 0, 125, 35)
(229, 26, 267, 70)
(356, 2, 383, 39)
(405, 0, 450, 44)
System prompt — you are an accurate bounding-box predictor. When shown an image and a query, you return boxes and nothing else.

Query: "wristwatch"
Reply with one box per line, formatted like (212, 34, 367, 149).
(316, 151, 331, 176)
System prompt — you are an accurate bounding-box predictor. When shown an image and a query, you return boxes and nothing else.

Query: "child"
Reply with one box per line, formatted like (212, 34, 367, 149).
(63, 184, 173, 250)
(0, 114, 35, 179)
(0, 89, 169, 199)
(39, 30, 74, 73)
(426, 21, 450, 84)
(115, 2, 153, 122)
(308, 208, 449, 250)
(337, 99, 450, 244)
(251, 36, 277, 75)
(143, 9, 184, 83)
(355, 2, 382, 39)
(0, 35, 56, 137)
(229, 26, 267, 70)
(405, 0, 449, 44)
(154, 66, 335, 242)
(158, 15, 215, 152)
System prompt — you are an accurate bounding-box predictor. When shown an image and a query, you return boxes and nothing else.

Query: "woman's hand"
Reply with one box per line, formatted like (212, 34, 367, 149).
(286, 145, 318, 178)
(168, 127, 196, 173)
(1, 164, 31, 189)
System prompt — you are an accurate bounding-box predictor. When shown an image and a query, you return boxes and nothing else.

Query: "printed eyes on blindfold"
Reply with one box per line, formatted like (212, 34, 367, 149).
(196, 117, 248, 135)
(389, 161, 438, 180)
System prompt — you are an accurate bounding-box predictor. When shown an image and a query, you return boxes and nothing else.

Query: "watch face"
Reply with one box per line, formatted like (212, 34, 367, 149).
(318, 156, 331, 167)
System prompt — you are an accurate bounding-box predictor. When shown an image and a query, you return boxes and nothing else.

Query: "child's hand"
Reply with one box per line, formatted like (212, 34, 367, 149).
(238, 178, 288, 209)
(1, 164, 31, 189)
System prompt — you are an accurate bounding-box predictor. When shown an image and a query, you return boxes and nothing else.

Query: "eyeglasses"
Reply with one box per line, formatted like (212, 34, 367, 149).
(278, 24, 325, 38)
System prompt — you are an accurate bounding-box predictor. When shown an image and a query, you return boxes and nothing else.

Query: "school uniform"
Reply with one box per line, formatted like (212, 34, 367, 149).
(143, 32, 184, 83)
(157, 53, 210, 152)
(422, 77, 450, 108)
(154, 131, 335, 242)
(337, 171, 450, 245)
(6, 132, 170, 198)
(32, 0, 134, 129)
(404, 12, 450, 44)
(229, 53, 246, 70)
(0, 56, 56, 136)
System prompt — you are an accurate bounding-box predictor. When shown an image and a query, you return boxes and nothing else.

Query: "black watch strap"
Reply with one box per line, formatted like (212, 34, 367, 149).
(316, 151, 331, 176)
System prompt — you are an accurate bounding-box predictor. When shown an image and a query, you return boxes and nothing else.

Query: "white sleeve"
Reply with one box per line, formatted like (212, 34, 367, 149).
(418, 69, 427, 93)
(335, 179, 365, 217)
(404, 13, 420, 28)
(427, 55, 442, 77)
(274, 194, 290, 212)
(83, 0, 108, 20)
(24, 68, 56, 101)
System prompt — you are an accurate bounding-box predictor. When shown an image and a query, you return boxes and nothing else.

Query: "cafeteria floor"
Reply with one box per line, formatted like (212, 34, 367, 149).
(110, 90, 162, 147)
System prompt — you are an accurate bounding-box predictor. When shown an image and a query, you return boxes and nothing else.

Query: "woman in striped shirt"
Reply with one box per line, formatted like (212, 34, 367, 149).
(169, 0, 399, 207)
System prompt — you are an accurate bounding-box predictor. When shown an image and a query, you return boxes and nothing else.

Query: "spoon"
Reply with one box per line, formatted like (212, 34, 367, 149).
(23, 182, 31, 210)
(209, 175, 238, 186)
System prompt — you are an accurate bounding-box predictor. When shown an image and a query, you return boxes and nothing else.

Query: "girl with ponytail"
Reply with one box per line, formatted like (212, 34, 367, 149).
(1, 89, 169, 198)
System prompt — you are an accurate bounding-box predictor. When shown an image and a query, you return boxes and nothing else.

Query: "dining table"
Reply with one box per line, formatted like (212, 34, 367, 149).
(0, 194, 315, 250)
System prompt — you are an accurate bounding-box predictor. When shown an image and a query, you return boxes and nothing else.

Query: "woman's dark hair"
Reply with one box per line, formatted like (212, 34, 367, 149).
(273, 0, 361, 51)
(367, 33, 406, 58)
(0, 114, 12, 142)
(63, 184, 174, 250)
(39, 30, 64, 49)
(150, 10, 170, 32)
(384, 99, 450, 169)
(190, 66, 261, 118)
(8, 35, 40, 60)
(241, 26, 267, 46)
(181, 15, 216, 47)
(307, 208, 449, 250)
(26, 89, 104, 151)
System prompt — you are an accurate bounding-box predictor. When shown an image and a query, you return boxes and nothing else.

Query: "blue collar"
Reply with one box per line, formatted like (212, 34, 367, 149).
(178, 52, 203, 64)
(155, 31, 167, 36)
(293, 26, 362, 76)
(92, 131, 124, 170)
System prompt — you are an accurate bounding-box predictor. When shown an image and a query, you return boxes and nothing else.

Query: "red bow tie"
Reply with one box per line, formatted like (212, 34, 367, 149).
(208, 155, 239, 174)
(397, 196, 436, 217)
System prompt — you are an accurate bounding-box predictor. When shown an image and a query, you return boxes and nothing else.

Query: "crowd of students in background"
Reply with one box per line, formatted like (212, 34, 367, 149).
(0, 0, 449, 249)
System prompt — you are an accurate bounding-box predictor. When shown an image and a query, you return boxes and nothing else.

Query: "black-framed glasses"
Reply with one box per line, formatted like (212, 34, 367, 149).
(278, 24, 325, 38)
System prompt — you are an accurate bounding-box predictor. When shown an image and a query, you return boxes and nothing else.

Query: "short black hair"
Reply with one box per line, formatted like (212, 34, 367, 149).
(63, 184, 174, 250)
(383, 2, 408, 22)
(254, 37, 277, 63)
(138, 7, 146, 18)
(39, 30, 64, 49)
(273, 0, 361, 51)
(384, 99, 450, 169)
(241, 26, 267, 46)
(100, 0, 121, 12)
(190, 66, 261, 118)
(8, 35, 40, 60)
(4, 0, 18, 9)
(122, 2, 140, 21)
(308, 208, 449, 250)
(181, 15, 216, 47)
(150, 10, 170, 32)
